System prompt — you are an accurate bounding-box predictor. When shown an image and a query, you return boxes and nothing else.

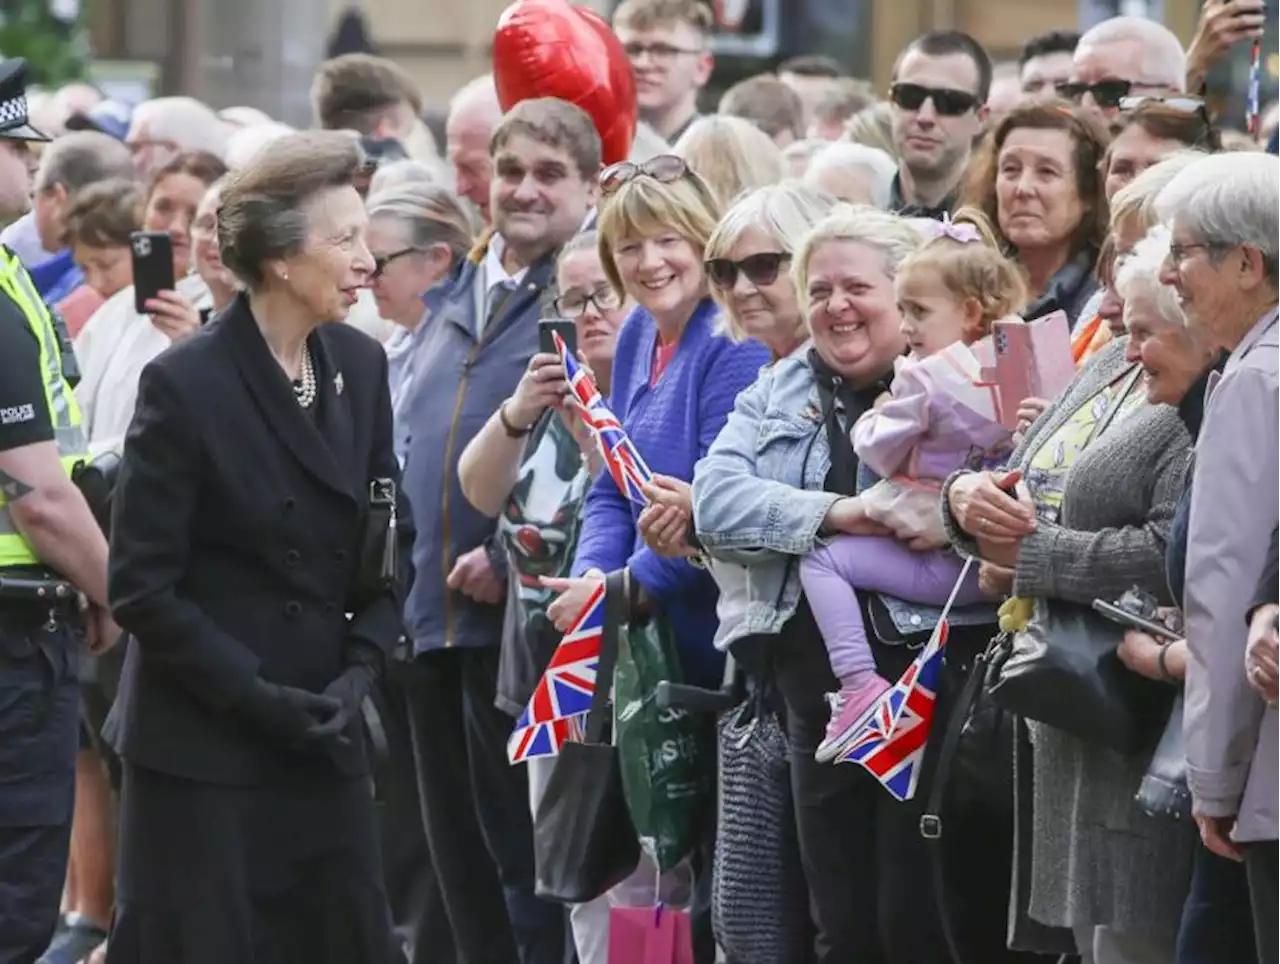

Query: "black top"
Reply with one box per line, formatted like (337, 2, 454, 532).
(107, 294, 413, 786)
(0, 288, 55, 453)
(889, 172, 956, 221)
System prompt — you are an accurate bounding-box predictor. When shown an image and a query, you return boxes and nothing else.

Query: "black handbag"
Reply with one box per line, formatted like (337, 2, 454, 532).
(351, 478, 400, 608)
(986, 604, 1175, 752)
(532, 570, 640, 903)
(1136, 690, 1192, 820)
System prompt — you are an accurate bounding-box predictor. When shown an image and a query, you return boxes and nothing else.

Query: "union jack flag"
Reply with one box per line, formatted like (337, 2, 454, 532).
(557, 332, 653, 504)
(507, 579, 605, 764)
(835, 618, 948, 801)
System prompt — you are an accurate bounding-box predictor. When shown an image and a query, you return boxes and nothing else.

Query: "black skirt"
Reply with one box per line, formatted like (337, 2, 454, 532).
(106, 764, 398, 964)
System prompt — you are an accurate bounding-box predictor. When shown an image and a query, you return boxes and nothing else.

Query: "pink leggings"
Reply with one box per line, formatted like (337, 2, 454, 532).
(799, 535, 983, 685)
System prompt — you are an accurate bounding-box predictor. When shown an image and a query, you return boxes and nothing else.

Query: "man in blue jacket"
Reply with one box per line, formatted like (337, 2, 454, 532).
(398, 96, 600, 964)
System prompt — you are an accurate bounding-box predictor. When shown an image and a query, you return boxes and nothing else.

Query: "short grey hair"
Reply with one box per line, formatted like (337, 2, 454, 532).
(129, 96, 232, 159)
(366, 182, 476, 263)
(448, 73, 501, 122)
(34, 131, 133, 194)
(224, 122, 296, 171)
(705, 181, 840, 341)
(1114, 224, 1184, 329)
(1076, 16, 1187, 92)
(369, 158, 446, 195)
(802, 141, 897, 209)
(1154, 151, 1280, 285)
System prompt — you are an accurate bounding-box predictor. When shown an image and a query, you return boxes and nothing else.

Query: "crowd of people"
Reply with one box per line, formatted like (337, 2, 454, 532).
(0, 1, 1276, 963)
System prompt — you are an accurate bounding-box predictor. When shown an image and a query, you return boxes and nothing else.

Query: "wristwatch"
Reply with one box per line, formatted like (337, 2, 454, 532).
(498, 399, 533, 438)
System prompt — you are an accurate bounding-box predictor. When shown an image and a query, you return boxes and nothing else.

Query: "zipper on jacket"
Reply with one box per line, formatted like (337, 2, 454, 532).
(441, 340, 484, 647)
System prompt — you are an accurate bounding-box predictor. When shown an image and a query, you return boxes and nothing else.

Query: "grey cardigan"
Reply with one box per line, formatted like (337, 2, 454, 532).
(944, 338, 1196, 948)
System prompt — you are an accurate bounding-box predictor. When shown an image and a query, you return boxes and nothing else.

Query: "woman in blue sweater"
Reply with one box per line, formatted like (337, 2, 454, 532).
(545, 155, 769, 689)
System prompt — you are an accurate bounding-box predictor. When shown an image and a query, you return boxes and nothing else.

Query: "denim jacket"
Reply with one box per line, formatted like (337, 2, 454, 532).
(692, 346, 995, 651)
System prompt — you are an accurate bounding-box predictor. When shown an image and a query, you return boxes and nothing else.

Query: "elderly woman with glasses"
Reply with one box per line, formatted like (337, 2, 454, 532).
(1156, 151, 1280, 964)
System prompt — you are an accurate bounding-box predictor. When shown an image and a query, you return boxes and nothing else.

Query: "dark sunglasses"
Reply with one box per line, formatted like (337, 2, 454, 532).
(1055, 79, 1131, 109)
(599, 154, 689, 196)
(705, 252, 792, 290)
(888, 82, 980, 117)
(371, 247, 421, 279)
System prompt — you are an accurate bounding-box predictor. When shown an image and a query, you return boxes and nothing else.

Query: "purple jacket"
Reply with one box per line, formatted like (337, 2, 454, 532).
(571, 299, 769, 687)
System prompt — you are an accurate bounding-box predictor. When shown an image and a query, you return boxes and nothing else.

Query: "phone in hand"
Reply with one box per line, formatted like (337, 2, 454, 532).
(1092, 599, 1184, 641)
(131, 231, 176, 315)
(538, 318, 578, 359)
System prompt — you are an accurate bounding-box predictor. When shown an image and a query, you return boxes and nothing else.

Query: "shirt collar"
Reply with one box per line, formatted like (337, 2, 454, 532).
(1226, 306, 1279, 373)
(889, 171, 957, 220)
(482, 232, 528, 291)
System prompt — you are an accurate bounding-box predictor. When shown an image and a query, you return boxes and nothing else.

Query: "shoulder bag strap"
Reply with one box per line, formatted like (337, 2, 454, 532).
(584, 570, 628, 745)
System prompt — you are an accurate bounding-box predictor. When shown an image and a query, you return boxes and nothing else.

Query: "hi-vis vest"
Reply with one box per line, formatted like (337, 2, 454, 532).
(0, 246, 88, 568)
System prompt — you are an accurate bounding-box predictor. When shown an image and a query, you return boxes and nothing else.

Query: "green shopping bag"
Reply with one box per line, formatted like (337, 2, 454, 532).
(613, 613, 712, 873)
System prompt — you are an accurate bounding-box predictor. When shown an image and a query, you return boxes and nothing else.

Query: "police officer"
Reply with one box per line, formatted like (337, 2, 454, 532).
(0, 60, 118, 964)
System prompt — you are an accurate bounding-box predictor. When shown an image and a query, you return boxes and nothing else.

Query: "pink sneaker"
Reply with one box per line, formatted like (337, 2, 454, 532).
(815, 675, 892, 763)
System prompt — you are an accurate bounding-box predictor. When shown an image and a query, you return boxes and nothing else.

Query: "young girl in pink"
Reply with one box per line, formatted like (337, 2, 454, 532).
(802, 210, 1028, 763)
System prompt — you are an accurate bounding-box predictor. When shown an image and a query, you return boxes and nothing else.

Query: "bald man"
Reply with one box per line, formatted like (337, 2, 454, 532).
(1064, 16, 1187, 118)
(445, 74, 502, 223)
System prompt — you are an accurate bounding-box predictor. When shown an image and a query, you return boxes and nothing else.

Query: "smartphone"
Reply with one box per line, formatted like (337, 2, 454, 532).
(538, 318, 578, 359)
(1092, 599, 1183, 641)
(131, 231, 175, 315)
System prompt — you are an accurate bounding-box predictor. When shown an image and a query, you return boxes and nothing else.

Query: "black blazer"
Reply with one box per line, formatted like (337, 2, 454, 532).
(107, 294, 412, 786)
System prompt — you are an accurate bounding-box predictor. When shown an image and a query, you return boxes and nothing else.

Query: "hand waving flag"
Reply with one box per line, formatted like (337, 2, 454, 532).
(507, 333, 654, 763)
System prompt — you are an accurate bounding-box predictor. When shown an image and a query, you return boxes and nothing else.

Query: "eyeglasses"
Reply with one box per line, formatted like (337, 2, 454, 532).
(705, 252, 792, 290)
(622, 42, 702, 64)
(599, 154, 690, 196)
(371, 248, 422, 279)
(553, 285, 622, 318)
(888, 83, 980, 117)
(1167, 241, 1229, 263)
(1055, 79, 1132, 109)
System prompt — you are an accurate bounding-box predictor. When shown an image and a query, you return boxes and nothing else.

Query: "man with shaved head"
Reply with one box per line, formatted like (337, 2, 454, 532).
(446, 74, 503, 223)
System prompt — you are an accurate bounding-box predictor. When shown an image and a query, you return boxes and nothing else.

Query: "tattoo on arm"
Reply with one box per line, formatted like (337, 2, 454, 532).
(0, 470, 34, 502)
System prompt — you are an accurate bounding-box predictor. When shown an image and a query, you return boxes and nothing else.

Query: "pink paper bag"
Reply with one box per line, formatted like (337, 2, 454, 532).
(986, 311, 1076, 428)
(607, 905, 695, 964)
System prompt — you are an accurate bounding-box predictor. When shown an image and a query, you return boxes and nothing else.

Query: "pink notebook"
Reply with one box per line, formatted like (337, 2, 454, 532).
(984, 311, 1076, 428)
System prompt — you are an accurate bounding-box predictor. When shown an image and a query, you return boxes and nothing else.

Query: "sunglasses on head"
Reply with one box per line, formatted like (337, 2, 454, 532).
(705, 252, 792, 290)
(889, 82, 980, 117)
(1055, 79, 1132, 109)
(599, 154, 690, 196)
(1118, 94, 1207, 115)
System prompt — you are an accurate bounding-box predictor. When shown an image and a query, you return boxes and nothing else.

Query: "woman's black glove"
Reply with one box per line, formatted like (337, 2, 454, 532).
(240, 679, 342, 747)
(307, 640, 381, 742)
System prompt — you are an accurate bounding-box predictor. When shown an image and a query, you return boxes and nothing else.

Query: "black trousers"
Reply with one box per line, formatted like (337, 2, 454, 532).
(373, 661, 456, 964)
(0, 618, 79, 964)
(403, 646, 566, 964)
(108, 765, 398, 964)
(1245, 841, 1278, 964)
(775, 603, 1046, 964)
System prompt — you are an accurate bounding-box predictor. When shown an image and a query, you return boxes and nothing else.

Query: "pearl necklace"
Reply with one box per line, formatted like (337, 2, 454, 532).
(292, 343, 317, 408)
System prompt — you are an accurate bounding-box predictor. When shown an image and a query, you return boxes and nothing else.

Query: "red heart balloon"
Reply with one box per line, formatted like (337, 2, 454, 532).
(492, 0, 638, 165)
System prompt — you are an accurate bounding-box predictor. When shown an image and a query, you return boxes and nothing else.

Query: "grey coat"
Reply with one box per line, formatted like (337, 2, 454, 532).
(945, 338, 1196, 948)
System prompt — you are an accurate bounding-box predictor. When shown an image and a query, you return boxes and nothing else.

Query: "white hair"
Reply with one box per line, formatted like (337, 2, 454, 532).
(802, 141, 897, 209)
(448, 73, 501, 121)
(1077, 16, 1187, 92)
(130, 97, 232, 159)
(224, 122, 297, 171)
(628, 121, 669, 163)
(1155, 152, 1280, 285)
(705, 181, 841, 341)
(219, 105, 274, 128)
(1114, 224, 1184, 329)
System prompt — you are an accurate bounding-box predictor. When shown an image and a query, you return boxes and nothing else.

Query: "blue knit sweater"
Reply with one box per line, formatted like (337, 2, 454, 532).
(571, 298, 770, 687)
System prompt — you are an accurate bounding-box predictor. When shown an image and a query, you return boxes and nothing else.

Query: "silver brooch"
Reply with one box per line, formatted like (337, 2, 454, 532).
(334, 372, 344, 396)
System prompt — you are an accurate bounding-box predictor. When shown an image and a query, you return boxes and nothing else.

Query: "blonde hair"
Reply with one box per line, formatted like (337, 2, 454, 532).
(1110, 149, 1205, 234)
(843, 102, 896, 160)
(673, 115, 785, 207)
(705, 182, 840, 342)
(792, 204, 923, 302)
(895, 207, 1029, 341)
(597, 167, 721, 298)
